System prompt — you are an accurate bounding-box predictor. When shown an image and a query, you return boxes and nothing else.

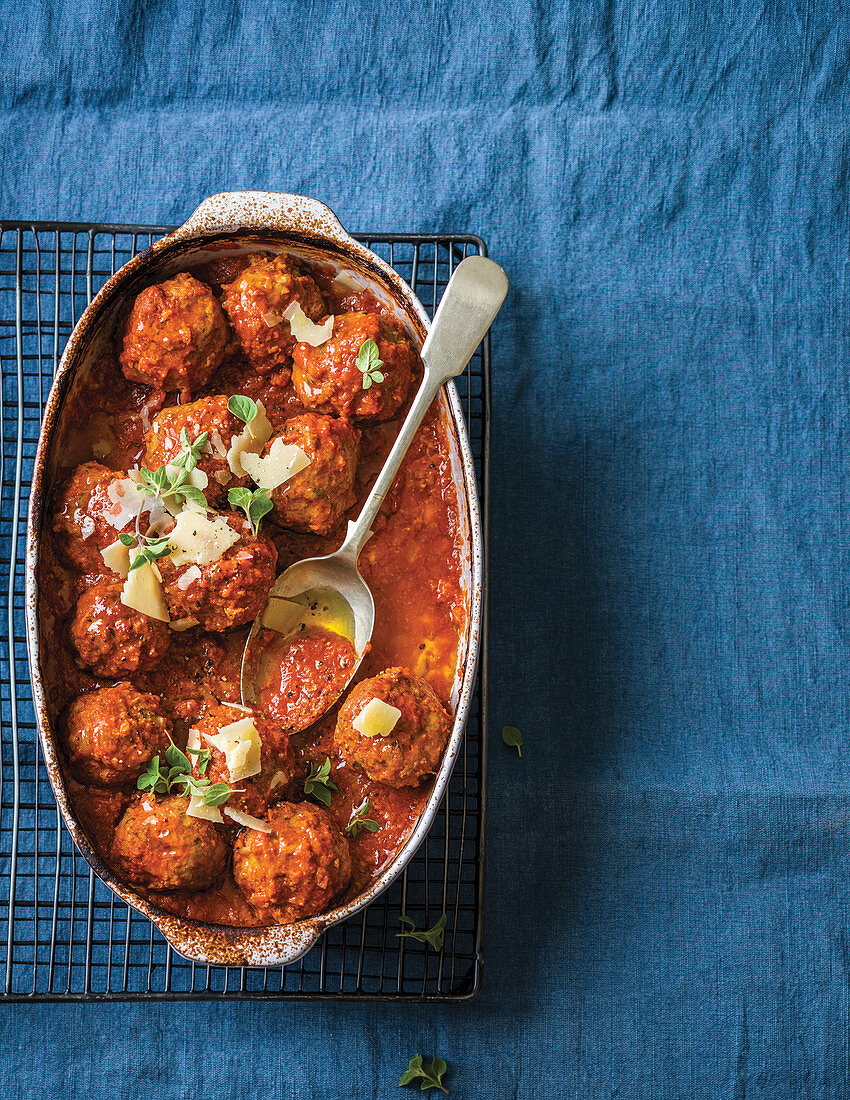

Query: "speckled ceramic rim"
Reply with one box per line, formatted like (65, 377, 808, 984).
(24, 192, 483, 967)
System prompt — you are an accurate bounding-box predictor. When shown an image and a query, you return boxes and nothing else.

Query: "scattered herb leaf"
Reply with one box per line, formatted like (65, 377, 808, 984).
(126, 532, 173, 572)
(355, 338, 385, 390)
(227, 394, 258, 425)
(186, 744, 212, 776)
(228, 485, 273, 537)
(399, 1055, 449, 1093)
(344, 797, 380, 838)
(501, 725, 523, 757)
(303, 757, 338, 807)
(397, 913, 447, 951)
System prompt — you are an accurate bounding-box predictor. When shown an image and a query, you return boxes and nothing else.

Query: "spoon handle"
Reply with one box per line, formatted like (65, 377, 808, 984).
(337, 255, 508, 563)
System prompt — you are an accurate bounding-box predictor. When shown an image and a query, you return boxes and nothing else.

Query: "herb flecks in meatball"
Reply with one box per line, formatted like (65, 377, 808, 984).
(232, 801, 351, 923)
(71, 579, 171, 677)
(159, 512, 277, 632)
(144, 395, 247, 504)
(119, 273, 230, 394)
(265, 413, 360, 536)
(63, 683, 172, 787)
(111, 793, 229, 891)
(190, 702, 296, 817)
(291, 312, 414, 421)
(334, 667, 451, 788)
(221, 253, 326, 377)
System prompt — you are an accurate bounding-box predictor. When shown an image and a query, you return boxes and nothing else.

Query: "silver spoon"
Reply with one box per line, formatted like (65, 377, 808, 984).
(240, 254, 509, 716)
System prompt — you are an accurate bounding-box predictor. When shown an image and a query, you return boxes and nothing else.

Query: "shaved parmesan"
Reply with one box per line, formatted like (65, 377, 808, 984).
(185, 793, 224, 824)
(168, 617, 199, 632)
(262, 596, 306, 636)
(104, 477, 152, 530)
(283, 301, 334, 346)
(226, 400, 273, 476)
(214, 469, 231, 486)
(269, 770, 288, 791)
(120, 555, 170, 623)
(210, 431, 228, 458)
(176, 564, 202, 590)
(262, 308, 284, 328)
(224, 808, 272, 833)
(187, 727, 201, 754)
(167, 511, 240, 567)
(353, 698, 401, 738)
(203, 716, 262, 782)
(220, 700, 252, 714)
(241, 438, 310, 490)
(332, 271, 361, 293)
(100, 539, 131, 578)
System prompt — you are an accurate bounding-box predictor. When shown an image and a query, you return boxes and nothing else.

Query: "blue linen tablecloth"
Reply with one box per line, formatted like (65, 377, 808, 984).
(4, 1, 850, 1096)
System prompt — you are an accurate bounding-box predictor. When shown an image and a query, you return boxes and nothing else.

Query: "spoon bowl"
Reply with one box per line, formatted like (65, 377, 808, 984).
(241, 255, 509, 716)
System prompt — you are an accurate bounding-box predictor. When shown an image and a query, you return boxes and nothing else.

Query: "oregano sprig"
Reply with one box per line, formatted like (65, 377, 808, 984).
(344, 797, 380, 838)
(228, 485, 273, 537)
(137, 739, 235, 806)
(501, 725, 523, 757)
(303, 757, 338, 807)
(138, 430, 209, 510)
(399, 1055, 449, 1094)
(355, 338, 385, 390)
(118, 530, 173, 572)
(397, 913, 447, 952)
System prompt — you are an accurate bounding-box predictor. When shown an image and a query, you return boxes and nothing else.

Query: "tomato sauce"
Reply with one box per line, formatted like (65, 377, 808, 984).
(40, 254, 468, 927)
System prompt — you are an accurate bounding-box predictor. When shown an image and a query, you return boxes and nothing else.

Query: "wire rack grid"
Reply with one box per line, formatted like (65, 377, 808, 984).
(0, 222, 489, 1001)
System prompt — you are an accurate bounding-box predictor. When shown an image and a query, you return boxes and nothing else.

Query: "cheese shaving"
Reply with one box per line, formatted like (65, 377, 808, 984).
(226, 400, 273, 476)
(240, 438, 310, 490)
(167, 511, 240, 567)
(100, 539, 131, 578)
(262, 596, 306, 636)
(169, 617, 199, 632)
(283, 301, 334, 346)
(185, 793, 224, 824)
(262, 308, 284, 327)
(203, 716, 262, 782)
(223, 808, 272, 833)
(332, 271, 361, 293)
(120, 554, 170, 623)
(176, 564, 202, 590)
(352, 698, 402, 738)
(210, 431, 228, 458)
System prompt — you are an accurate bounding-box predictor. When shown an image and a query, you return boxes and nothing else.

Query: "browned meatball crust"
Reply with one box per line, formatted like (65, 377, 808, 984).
(158, 512, 277, 632)
(144, 394, 248, 504)
(232, 801, 351, 923)
(52, 462, 141, 574)
(189, 702, 296, 817)
(111, 793, 229, 891)
(221, 253, 327, 377)
(334, 667, 451, 788)
(119, 273, 230, 394)
(265, 413, 360, 536)
(291, 311, 414, 421)
(63, 683, 172, 787)
(70, 579, 171, 677)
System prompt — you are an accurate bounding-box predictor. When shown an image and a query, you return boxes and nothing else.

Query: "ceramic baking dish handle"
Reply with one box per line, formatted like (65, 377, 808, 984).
(169, 190, 356, 249)
(155, 909, 325, 968)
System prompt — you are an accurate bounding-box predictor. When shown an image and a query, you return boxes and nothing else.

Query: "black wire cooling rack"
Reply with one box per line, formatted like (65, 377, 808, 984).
(0, 222, 489, 1001)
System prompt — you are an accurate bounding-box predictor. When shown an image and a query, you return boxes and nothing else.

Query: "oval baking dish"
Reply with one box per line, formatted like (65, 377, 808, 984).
(24, 192, 483, 967)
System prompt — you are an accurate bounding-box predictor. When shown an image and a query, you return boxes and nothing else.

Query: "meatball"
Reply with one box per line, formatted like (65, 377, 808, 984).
(159, 512, 277, 632)
(189, 702, 296, 817)
(265, 413, 360, 535)
(70, 579, 171, 677)
(119, 273, 230, 394)
(221, 253, 326, 377)
(144, 395, 247, 504)
(334, 667, 451, 788)
(232, 801, 351, 923)
(291, 311, 414, 421)
(111, 793, 229, 891)
(52, 462, 143, 574)
(63, 683, 172, 787)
